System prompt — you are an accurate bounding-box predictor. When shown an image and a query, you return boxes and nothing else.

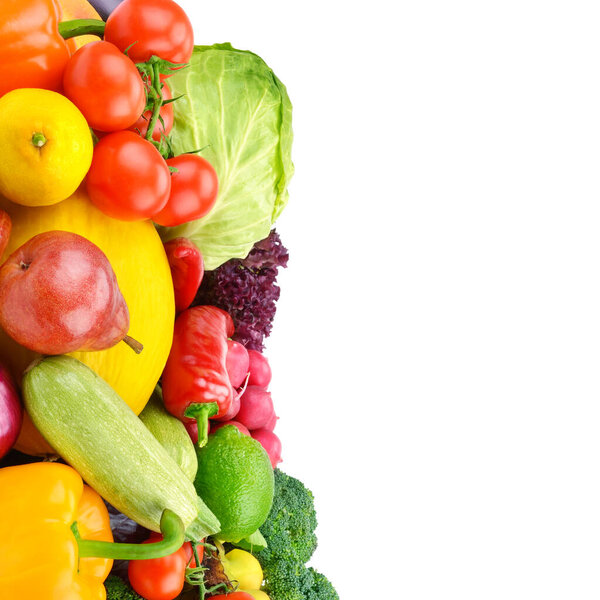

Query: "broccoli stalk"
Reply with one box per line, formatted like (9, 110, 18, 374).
(257, 469, 339, 600)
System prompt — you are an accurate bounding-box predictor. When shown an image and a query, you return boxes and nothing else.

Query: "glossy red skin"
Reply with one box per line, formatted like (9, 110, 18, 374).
(162, 306, 234, 423)
(163, 237, 204, 313)
(87, 131, 171, 221)
(104, 0, 194, 65)
(235, 386, 275, 431)
(251, 428, 282, 468)
(226, 340, 250, 388)
(0, 209, 12, 258)
(0, 231, 129, 354)
(63, 41, 146, 132)
(0, 364, 22, 459)
(214, 389, 241, 422)
(247, 350, 272, 388)
(0, 0, 71, 97)
(128, 532, 201, 600)
(130, 81, 174, 141)
(153, 155, 219, 227)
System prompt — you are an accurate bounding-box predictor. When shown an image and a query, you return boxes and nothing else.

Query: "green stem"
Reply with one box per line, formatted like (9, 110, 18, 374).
(184, 402, 219, 448)
(75, 508, 185, 560)
(59, 19, 106, 40)
(145, 60, 164, 142)
(31, 132, 46, 148)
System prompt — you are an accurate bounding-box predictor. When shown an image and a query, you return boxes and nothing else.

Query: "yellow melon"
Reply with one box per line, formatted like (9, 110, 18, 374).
(0, 189, 175, 455)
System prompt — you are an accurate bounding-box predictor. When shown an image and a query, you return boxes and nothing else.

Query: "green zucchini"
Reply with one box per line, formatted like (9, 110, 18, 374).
(23, 355, 219, 542)
(140, 387, 198, 482)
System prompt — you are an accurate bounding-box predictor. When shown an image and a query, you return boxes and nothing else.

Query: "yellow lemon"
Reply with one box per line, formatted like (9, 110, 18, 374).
(0, 189, 175, 455)
(0, 88, 93, 207)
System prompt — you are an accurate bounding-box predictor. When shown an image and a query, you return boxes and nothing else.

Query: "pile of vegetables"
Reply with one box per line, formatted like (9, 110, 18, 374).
(0, 0, 336, 598)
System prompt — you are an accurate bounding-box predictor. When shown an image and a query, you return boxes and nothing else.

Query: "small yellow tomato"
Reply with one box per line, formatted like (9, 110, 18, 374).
(222, 549, 264, 591)
(0, 88, 93, 206)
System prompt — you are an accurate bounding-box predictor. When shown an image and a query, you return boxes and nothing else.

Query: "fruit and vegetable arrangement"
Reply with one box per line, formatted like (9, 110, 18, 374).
(0, 1, 337, 598)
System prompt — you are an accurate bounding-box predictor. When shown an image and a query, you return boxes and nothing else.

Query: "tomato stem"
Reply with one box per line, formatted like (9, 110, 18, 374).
(145, 59, 164, 142)
(58, 19, 106, 40)
(75, 508, 185, 560)
(31, 133, 46, 148)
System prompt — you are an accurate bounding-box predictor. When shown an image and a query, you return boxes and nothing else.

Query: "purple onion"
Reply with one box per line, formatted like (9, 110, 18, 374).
(0, 364, 22, 460)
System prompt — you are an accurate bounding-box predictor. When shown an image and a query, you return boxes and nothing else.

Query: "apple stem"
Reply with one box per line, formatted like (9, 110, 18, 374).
(123, 335, 143, 354)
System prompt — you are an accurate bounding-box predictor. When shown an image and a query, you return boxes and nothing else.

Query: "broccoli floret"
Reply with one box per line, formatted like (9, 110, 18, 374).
(262, 563, 339, 600)
(104, 575, 143, 600)
(257, 470, 338, 600)
(305, 568, 339, 600)
(258, 468, 318, 566)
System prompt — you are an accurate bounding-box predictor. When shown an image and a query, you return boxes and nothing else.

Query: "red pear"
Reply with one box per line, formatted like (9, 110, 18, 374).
(0, 230, 142, 355)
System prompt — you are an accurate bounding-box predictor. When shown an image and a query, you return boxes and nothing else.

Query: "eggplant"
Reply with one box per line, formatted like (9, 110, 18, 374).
(87, 0, 123, 20)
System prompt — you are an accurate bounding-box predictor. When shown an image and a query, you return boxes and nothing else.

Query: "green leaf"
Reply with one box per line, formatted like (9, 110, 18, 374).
(229, 528, 268, 552)
(158, 43, 294, 270)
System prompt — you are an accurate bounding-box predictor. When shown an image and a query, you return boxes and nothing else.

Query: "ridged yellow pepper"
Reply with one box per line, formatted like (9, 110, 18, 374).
(0, 462, 113, 600)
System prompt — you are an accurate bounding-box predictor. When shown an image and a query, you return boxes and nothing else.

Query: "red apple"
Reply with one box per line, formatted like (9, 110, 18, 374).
(0, 230, 141, 355)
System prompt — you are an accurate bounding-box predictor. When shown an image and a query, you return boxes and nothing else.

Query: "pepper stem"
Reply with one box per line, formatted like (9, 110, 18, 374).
(58, 19, 106, 40)
(184, 402, 219, 448)
(75, 508, 185, 560)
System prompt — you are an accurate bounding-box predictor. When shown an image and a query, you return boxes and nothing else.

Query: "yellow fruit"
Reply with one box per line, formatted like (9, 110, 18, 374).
(243, 591, 270, 600)
(222, 549, 264, 590)
(0, 189, 175, 455)
(0, 89, 93, 207)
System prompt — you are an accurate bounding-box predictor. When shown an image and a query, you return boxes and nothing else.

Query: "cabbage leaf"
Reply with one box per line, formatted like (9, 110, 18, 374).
(159, 43, 294, 270)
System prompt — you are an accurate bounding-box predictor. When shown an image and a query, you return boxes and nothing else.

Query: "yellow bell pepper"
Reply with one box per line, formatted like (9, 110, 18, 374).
(0, 462, 113, 600)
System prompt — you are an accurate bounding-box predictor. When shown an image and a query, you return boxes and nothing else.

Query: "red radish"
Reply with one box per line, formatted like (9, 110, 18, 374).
(247, 350, 272, 388)
(184, 420, 202, 445)
(251, 428, 282, 468)
(236, 385, 275, 431)
(226, 340, 250, 388)
(210, 420, 250, 436)
(213, 388, 242, 422)
(0, 363, 22, 459)
(263, 411, 279, 432)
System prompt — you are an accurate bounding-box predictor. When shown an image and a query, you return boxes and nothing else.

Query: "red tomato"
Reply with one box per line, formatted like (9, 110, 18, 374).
(104, 0, 194, 65)
(153, 155, 219, 227)
(130, 81, 174, 141)
(63, 41, 146, 132)
(86, 131, 171, 221)
(128, 533, 203, 600)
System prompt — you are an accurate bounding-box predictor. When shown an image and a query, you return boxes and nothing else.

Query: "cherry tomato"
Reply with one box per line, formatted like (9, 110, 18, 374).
(128, 533, 203, 600)
(87, 131, 171, 221)
(130, 81, 174, 141)
(153, 154, 219, 227)
(104, 0, 194, 65)
(63, 41, 146, 132)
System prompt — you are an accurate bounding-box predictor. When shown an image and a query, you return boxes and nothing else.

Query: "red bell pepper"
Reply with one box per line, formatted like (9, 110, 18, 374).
(163, 237, 204, 312)
(0, 0, 72, 97)
(162, 306, 234, 447)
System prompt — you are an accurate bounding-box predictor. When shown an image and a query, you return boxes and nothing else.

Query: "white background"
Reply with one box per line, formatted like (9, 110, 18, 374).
(180, 1, 600, 598)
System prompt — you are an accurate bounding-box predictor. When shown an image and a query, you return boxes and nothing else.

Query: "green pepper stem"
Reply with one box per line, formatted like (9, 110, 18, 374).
(58, 19, 106, 40)
(184, 402, 219, 448)
(75, 508, 185, 560)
